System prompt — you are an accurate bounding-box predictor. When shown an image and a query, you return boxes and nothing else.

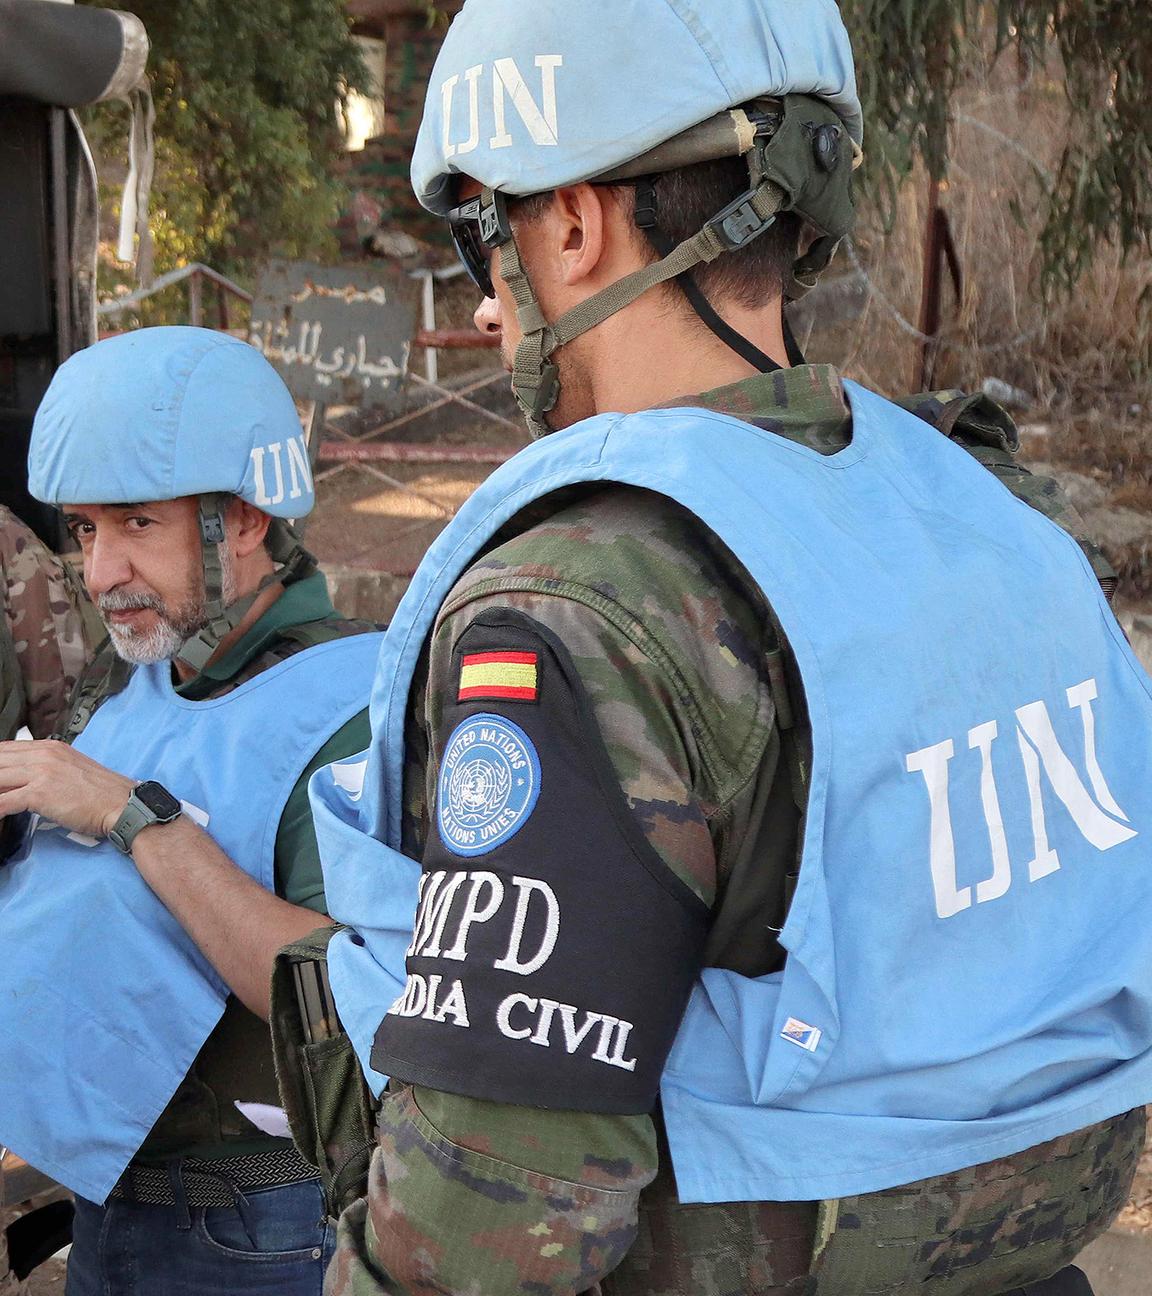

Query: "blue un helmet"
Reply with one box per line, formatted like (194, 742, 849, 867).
(30, 326, 318, 669)
(411, 0, 863, 435)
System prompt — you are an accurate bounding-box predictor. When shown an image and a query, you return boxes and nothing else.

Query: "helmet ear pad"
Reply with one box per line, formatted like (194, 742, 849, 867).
(176, 495, 318, 673)
(756, 96, 857, 294)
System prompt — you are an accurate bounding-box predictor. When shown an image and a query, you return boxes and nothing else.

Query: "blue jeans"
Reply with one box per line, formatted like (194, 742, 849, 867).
(66, 1177, 335, 1296)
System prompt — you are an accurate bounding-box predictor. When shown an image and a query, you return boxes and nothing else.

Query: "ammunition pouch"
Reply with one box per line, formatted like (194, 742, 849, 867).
(270, 925, 379, 1219)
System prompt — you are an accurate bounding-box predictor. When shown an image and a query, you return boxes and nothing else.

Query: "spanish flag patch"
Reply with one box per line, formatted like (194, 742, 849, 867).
(458, 650, 539, 703)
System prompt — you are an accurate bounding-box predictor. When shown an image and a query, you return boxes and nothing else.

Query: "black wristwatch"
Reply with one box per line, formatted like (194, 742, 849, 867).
(108, 780, 183, 855)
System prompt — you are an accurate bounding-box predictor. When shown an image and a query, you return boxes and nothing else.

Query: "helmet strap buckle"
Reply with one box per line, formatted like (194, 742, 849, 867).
(633, 179, 659, 231)
(516, 361, 561, 429)
(198, 498, 227, 547)
(708, 187, 778, 251)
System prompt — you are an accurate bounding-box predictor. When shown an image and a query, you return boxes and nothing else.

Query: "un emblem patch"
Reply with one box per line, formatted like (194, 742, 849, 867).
(438, 714, 542, 858)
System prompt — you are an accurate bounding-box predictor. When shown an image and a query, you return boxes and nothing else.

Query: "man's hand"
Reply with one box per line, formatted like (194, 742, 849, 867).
(0, 739, 134, 839)
(0, 738, 331, 1018)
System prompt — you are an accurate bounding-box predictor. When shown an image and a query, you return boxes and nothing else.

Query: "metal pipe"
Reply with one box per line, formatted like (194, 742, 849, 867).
(49, 109, 73, 361)
(317, 441, 511, 465)
(188, 270, 203, 328)
(419, 270, 439, 384)
(415, 328, 499, 350)
(97, 262, 253, 315)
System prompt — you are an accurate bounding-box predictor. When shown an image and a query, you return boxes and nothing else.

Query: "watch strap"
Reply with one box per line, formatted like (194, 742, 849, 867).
(108, 782, 182, 855)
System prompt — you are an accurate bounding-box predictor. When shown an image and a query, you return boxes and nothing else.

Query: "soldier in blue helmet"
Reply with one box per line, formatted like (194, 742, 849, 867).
(311, 3, 1152, 1294)
(0, 327, 385, 1295)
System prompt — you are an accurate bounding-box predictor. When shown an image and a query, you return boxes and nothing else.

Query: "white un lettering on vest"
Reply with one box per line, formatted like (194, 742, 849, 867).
(906, 677, 1137, 920)
(387, 868, 639, 1073)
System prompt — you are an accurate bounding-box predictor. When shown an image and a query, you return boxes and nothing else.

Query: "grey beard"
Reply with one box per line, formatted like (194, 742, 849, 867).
(102, 596, 186, 665)
(98, 553, 238, 666)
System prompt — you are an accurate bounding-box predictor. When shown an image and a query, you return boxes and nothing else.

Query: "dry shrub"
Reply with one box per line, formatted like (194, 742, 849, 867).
(810, 47, 1151, 419)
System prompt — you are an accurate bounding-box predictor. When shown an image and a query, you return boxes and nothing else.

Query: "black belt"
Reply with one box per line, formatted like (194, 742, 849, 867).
(109, 1144, 315, 1208)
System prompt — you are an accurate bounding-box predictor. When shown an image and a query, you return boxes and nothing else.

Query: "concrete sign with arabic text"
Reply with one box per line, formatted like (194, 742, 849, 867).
(248, 260, 418, 411)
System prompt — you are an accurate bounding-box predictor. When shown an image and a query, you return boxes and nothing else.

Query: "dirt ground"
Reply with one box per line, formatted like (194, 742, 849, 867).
(1115, 1139, 1152, 1235)
(306, 360, 525, 578)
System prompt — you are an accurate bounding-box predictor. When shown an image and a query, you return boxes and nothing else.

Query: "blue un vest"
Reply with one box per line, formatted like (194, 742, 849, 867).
(314, 382, 1152, 1203)
(0, 632, 382, 1204)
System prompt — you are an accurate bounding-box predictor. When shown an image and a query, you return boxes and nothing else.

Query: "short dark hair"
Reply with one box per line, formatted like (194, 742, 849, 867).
(514, 155, 800, 311)
(646, 156, 800, 309)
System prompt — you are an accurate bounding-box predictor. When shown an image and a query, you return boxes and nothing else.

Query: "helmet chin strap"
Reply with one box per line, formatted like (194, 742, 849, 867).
(636, 186, 807, 374)
(470, 96, 857, 435)
(175, 494, 319, 673)
(492, 176, 789, 439)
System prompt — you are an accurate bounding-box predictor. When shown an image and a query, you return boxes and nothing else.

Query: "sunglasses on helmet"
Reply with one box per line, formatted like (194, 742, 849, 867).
(447, 191, 513, 299)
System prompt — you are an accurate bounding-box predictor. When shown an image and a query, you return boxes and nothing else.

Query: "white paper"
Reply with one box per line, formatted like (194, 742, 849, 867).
(234, 1102, 292, 1139)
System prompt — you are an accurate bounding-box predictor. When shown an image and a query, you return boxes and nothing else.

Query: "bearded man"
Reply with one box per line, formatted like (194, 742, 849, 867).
(0, 327, 384, 1296)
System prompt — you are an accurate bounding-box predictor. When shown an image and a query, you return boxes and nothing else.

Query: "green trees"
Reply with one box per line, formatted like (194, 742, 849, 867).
(85, 0, 366, 275)
(85, 0, 1147, 303)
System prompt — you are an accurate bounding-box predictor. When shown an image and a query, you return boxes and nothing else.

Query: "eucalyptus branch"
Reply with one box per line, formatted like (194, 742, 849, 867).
(841, 0, 1151, 296)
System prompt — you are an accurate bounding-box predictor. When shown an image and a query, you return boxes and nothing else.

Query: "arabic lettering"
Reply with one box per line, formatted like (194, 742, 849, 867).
(249, 319, 405, 391)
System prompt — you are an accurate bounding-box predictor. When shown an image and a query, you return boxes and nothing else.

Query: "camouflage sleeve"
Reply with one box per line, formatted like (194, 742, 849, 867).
(328, 1086, 658, 1296)
(413, 488, 779, 909)
(0, 508, 93, 739)
(329, 490, 777, 1296)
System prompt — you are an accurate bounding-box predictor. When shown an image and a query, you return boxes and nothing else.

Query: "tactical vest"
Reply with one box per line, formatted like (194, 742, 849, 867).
(50, 616, 379, 1165)
(0, 630, 383, 1204)
(314, 382, 1152, 1202)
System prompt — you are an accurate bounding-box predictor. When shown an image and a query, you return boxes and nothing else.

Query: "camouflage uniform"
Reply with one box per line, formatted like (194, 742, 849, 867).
(0, 506, 91, 741)
(327, 367, 1138, 1296)
(0, 518, 80, 1291)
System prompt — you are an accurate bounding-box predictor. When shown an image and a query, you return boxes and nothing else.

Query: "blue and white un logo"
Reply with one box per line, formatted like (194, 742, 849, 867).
(438, 714, 542, 858)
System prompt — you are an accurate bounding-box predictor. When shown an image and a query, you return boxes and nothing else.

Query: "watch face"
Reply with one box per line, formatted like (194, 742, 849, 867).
(135, 781, 182, 819)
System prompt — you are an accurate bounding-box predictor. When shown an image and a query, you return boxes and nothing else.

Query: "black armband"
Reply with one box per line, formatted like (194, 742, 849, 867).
(372, 609, 710, 1114)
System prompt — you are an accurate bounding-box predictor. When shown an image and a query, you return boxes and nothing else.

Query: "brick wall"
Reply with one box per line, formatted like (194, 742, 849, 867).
(339, 9, 454, 252)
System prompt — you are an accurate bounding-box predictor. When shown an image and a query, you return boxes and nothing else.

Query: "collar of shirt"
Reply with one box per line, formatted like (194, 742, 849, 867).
(175, 571, 335, 700)
(683, 364, 852, 457)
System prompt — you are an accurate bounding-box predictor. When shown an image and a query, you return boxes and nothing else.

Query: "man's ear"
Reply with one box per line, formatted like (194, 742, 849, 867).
(228, 497, 273, 559)
(552, 183, 610, 288)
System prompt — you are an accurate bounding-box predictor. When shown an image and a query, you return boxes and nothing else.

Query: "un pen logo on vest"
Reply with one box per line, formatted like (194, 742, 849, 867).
(438, 715, 542, 858)
(781, 1017, 823, 1052)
